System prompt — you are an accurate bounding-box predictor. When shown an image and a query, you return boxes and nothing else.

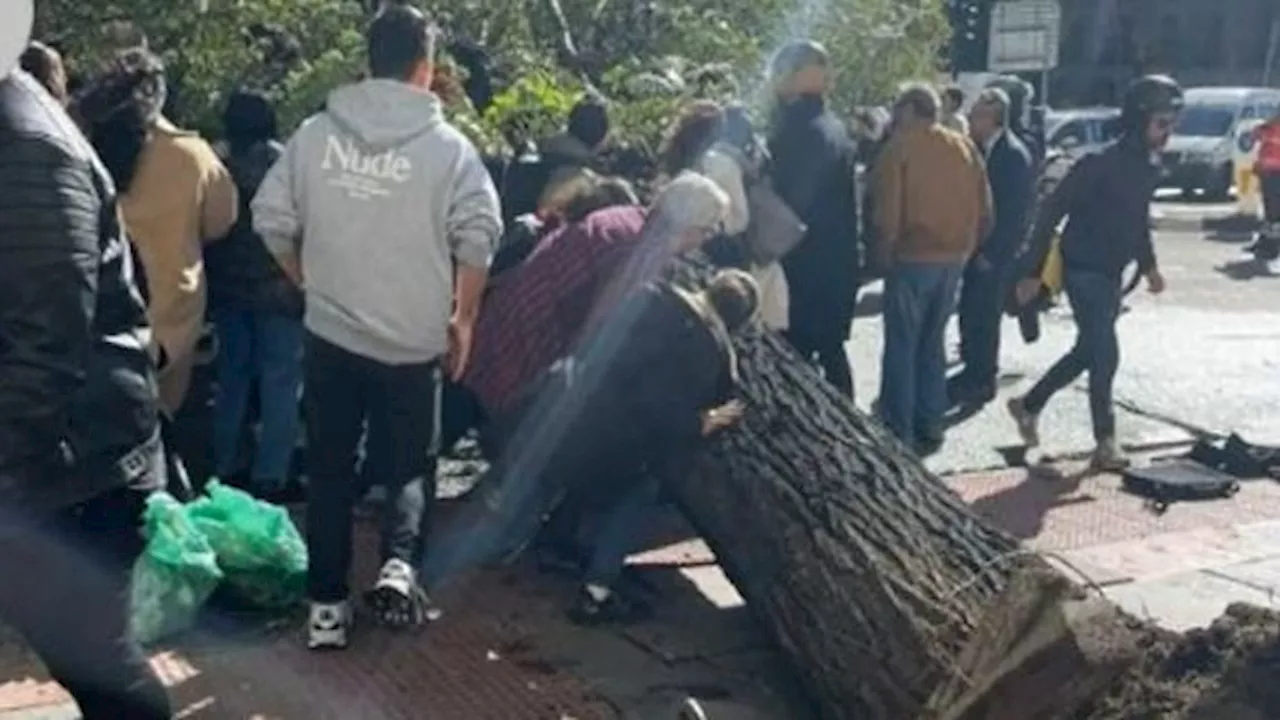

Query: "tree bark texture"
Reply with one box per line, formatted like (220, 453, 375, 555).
(661, 258, 1143, 719)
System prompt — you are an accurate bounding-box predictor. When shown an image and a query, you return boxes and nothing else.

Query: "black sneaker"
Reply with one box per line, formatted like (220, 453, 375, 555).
(566, 587, 653, 627)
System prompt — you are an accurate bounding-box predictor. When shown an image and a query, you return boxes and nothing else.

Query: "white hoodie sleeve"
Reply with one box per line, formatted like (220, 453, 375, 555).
(447, 141, 502, 269)
(252, 127, 306, 257)
(700, 149, 750, 236)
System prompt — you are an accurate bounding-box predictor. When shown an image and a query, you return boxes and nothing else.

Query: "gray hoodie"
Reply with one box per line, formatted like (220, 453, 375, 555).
(253, 79, 501, 364)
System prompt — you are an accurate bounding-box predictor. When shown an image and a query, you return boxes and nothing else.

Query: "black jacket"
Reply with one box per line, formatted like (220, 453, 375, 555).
(978, 130, 1035, 267)
(769, 96, 860, 340)
(0, 72, 164, 511)
(204, 139, 303, 316)
(1026, 136, 1159, 281)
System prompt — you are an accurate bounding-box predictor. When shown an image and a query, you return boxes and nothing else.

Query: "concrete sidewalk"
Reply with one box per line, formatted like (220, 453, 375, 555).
(949, 462, 1280, 631)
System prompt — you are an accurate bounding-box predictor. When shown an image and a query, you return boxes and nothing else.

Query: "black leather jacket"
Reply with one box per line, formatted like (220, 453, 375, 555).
(0, 72, 164, 511)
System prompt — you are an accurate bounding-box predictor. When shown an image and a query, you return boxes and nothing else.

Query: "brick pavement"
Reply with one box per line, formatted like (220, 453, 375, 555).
(6, 462, 1280, 717)
(0, 517, 613, 720)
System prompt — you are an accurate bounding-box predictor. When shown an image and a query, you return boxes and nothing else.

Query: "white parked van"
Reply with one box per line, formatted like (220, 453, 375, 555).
(1161, 87, 1280, 200)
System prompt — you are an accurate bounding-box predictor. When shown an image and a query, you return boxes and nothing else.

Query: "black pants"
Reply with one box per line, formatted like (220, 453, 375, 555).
(0, 487, 171, 720)
(785, 329, 853, 398)
(304, 334, 440, 602)
(1024, 271, 1121, 441)
(1262, 172, 1280, 224)
(957, 260, 1012, 392)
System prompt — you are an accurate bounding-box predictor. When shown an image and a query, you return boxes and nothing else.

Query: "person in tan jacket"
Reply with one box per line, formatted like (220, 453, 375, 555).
(74, 49, 238, 415)
(871, 82, 992, 454)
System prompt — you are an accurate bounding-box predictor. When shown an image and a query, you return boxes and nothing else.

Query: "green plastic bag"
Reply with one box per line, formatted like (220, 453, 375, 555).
(130, 492, 224, 645)
(186, 481, 307, 609)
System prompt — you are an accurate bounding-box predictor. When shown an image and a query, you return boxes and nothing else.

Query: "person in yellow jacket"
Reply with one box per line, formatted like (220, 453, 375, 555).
(74, 48, 238, 415)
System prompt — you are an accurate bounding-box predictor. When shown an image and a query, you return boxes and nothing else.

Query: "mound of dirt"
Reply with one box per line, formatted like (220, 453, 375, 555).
(1080, 603, 1280, 720)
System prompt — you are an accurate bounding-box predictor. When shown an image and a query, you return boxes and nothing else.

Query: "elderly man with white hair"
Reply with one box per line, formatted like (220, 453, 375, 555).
(950, 87, 1034, 407)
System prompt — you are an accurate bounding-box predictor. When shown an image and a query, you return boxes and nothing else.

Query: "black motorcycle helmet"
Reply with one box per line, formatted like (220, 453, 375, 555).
(1120, 74, 1184, 133)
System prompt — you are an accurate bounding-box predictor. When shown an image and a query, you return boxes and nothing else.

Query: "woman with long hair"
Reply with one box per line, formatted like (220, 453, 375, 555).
(74, 48, 238, 416)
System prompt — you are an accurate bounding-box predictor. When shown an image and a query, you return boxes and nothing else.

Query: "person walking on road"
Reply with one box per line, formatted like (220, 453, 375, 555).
(1008, 75, 1180, 470)
(253, 4, 502, 650)
(0, 3, 172, 713)
(872, 84, 992, 454)
(950, 88, 1034, 406)
(768, 40, 861, 398)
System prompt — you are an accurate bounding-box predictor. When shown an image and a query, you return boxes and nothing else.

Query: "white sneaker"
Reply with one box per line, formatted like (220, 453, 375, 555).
(308, 600, 351, 650)
(366, 559, 441, 628)
(1007, 397, 1041, 448)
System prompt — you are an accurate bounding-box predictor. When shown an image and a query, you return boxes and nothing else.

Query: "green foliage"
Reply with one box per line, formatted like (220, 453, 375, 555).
(482, 69, 584, 150)
(34, 0, 951, 152)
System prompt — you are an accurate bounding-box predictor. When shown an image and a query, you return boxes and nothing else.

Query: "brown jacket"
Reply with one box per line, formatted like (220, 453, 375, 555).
(122, 117, 238, 412)
(871, 123, 992, 268)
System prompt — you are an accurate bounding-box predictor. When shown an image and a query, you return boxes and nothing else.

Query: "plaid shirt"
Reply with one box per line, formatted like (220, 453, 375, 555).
(462, 205, 648, 414)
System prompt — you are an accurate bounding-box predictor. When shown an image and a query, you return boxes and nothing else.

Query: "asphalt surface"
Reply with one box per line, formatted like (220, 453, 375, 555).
(844, 217, 1280, 475)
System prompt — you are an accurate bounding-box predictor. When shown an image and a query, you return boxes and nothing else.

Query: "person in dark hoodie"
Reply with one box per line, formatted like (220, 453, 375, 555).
(0, 2, 171, 714)
(423, 270, 757, 624)
(205, 90, 304, 503)
(253, 4, 502, 650)
(767, 40, 860, 398)
(1008, 76, 1180, 471)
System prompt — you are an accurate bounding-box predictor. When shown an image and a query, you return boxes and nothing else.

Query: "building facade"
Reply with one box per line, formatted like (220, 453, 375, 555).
(1049, 0, 1279, 107)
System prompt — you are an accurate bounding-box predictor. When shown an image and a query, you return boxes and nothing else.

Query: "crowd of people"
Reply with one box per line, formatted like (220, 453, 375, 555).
(0, 0, 1197, 715)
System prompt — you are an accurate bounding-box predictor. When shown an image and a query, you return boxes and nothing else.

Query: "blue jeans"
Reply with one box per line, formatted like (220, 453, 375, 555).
(212, 308, 304, 487)
(1024, 270, 1121, 441)
(582, 476, 660, 588)
(879, 261, 964, 446)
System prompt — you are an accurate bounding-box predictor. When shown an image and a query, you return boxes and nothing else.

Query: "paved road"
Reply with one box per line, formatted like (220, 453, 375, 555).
(842, 226, 1280, 475)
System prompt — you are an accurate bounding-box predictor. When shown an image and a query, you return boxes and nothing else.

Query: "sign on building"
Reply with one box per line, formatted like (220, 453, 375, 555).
(988, 0, 1061, 73)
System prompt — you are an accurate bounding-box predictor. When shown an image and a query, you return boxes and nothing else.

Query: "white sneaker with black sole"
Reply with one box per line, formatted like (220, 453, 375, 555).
(366, 558, 441, 628)
(308, 600, 351, 650)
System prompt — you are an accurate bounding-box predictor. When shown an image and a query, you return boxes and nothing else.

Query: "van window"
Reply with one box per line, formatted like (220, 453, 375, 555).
(1175, 105, 1235, 137)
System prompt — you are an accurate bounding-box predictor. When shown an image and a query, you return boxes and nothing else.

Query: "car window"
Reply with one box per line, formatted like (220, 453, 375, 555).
(1100, 115, 1122, 142)
(1241, 105, 1257, 120)
(1175, 105, 1236, 137)
(1051, 120, 1086, 148)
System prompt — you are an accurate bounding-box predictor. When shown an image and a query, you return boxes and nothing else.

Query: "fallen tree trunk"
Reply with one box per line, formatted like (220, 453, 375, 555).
(660, 260, 1145, 719)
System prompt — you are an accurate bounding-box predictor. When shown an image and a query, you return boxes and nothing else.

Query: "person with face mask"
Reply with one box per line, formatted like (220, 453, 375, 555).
(1008, 75, 1181, 471)
(767, 40, 861, 399)
(0, 1, 172, 715)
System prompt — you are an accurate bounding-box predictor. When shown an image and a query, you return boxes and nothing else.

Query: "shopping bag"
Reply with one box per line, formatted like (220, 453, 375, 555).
(186, 481, 307, 609)
(129, 492, 224, 645)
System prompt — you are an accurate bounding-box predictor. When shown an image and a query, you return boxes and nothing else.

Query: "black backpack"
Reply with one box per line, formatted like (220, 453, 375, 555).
(1121, 459, 1240, 515)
